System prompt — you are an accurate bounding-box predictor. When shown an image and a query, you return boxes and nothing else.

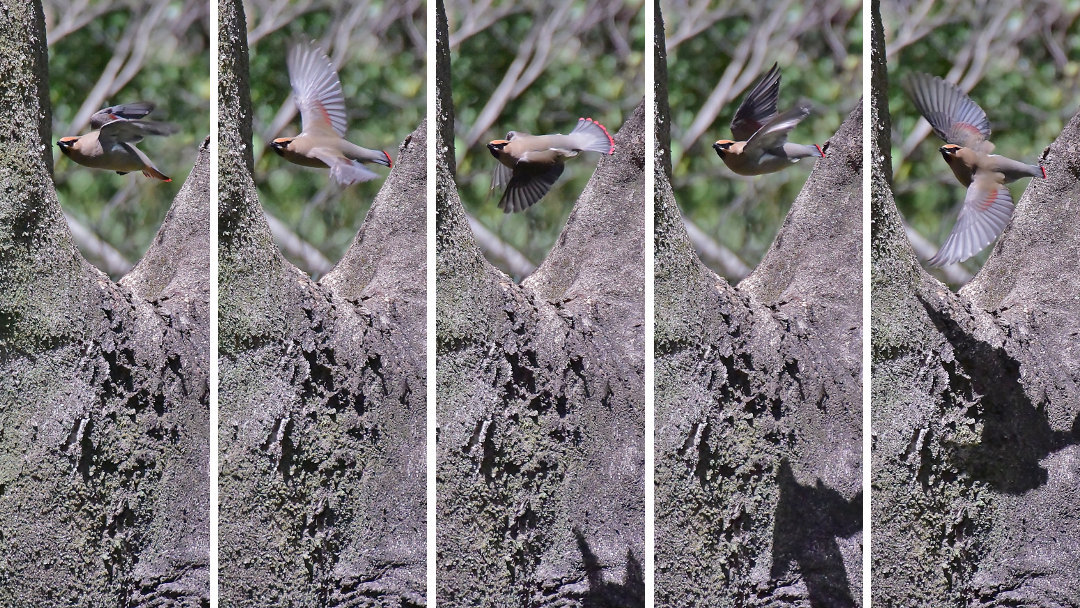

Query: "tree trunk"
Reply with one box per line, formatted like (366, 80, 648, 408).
(216, 1, 427, 606)
(654, 4, 864, 606)
(434, 2, 645, 605)
(0, 1, 210, 606)
(870, 0, 1080, 604)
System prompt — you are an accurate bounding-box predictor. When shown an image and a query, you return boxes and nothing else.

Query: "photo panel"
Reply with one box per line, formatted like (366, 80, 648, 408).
(217, 0, 427, 605)
(435, 0, 646, 604)
(655, 0, 864, 605)
(870, 0, 1080, 605)
(0, 0, 212, 604)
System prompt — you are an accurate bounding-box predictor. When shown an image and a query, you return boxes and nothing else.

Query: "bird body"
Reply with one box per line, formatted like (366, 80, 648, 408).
(903, 73, 1046, 267)
(271, 43, 391, 186)
(713, 63, 823, 175)
(488, 117, 614, 212)
(57, 102, 176, 181)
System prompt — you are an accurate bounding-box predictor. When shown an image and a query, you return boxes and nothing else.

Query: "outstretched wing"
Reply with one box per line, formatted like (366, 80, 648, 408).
(744, 105, 811, 153)
(90, 102, 155, 129)
(498, 162, 565, 213)
(287, 43, 348, 137)
(904, 73, 991, 148)
(730, 62, 781, 141)
(98, 119, 178, 148)
(928, 172, 1012, 267)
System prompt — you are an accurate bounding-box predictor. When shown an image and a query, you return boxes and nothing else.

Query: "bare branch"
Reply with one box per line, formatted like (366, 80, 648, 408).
(263, 210, 333, 276)
(466, 214, 537, 278)
(682, 217, 751, 279)
(63, 212, 132, 276)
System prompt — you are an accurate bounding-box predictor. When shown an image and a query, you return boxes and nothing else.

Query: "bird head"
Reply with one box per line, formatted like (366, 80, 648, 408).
(270, 137, 293, 156)
(939, 144, 961, 161)
(488, 139, 509, 159)
(56, 137, 78, 156)
(713, 140, 734, 158)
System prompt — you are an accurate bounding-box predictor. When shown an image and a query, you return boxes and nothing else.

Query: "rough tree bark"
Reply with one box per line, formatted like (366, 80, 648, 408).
(216, 0, 427, 606)
(0, 1, 210, 606)
(870, 0, 1080, 604)
(654, 4, 864, 606)
(434, 2, 645, 604)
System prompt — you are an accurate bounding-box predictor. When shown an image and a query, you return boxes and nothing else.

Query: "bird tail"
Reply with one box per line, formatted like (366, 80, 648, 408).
(781, 142, 825, 160)
(142, 165, 172, 182)
(569, 117, 615, 154)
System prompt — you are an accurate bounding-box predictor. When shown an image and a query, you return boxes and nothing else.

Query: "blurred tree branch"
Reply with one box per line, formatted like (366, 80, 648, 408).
(465, 212, 537, 278)
(63, 212, 132, 275)
(885, 0, 1079, 164)
(903, 222, 973, 284)
(682, 217, 751, 279)
(263, 210, 333, 275)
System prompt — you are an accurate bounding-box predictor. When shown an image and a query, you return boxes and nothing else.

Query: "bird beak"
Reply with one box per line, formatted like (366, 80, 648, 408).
(270, 139, 287, 156)
(712, 141, 726, 157)
(488, 140, 509, 158)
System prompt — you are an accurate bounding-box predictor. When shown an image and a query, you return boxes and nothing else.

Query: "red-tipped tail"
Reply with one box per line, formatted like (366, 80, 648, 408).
(571, 117, 615, 154)
(383, 150, 393, 168)
(1040, 165, 1046, 179)
(815, 144, 825, 157)
(142, 166, 172, 182)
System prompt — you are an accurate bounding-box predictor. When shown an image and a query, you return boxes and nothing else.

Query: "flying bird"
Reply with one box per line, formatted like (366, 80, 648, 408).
(487, 117, 615, 213)
(903, 72, 1046, 267)
(712, 63, 824, 175)
(270, 43, 392, 186)
(57, 102, 177, 181)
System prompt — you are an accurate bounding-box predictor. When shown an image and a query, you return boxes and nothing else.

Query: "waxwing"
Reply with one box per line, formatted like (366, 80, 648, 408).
(903, 73, 1046, 267)
(57, 102, 177, 181)
(270, 42, 392, 186)
(712, 63, 824, 176)
(487, 117, 615, 212)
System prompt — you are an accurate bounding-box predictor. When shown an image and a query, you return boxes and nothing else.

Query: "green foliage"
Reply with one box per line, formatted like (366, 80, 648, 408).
(885, 3, 1079, 279)
(48, 1, 211, 277)
(666, 0, 862, 279)
(450, 1, 645, 279)
(248, 5, 425, 276)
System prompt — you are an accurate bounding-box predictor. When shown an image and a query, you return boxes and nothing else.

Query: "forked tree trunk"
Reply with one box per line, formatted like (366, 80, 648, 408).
(869, 0, 1080, 604)
(434, 2, 646, 605)
(0, 1, 210, 606)
(654, 3, 864, 606)
(215, 1, 427, 607)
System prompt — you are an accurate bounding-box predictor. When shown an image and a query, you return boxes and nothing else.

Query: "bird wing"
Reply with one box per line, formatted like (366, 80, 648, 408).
(491, 161, 513, 191)
(498, 162, 565, 213)
(309, 148, 380, 185)
(744, 105, 810, 153)
(90, 102, 156, 129)
(287, 43, 348, 137)
(928, 171, 1013, 267)
(98, 119, 178, 148)
(730, 62, 780, 141)
(903, 72, 991, 148)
